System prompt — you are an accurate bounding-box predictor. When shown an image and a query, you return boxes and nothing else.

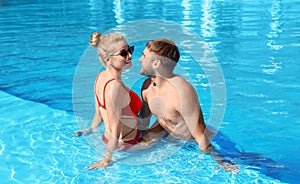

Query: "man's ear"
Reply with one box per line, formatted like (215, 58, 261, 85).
(153, 59, 161, 68)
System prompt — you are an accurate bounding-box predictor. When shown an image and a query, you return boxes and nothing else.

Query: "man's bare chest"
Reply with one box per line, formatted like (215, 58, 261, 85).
(147, 95, 180, 120)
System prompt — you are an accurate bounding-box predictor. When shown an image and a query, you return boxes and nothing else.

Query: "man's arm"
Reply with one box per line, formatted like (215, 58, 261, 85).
(179, 80, 239, 173)
(138, 78, 152, 130)
(178, 81, 211, 150)
(139, 78, 166, 145)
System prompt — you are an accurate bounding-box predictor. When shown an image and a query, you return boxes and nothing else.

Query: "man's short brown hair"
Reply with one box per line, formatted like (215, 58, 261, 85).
(146, 38, 180, 63)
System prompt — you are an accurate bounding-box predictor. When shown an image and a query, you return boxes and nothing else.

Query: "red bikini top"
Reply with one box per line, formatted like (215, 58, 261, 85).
(94, 77, 142, 117)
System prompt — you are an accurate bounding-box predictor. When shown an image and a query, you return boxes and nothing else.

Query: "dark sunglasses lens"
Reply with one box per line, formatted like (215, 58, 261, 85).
(129, 46, 134, 54)
(117, 46, 134, 57)
(119, 50, 128, 57)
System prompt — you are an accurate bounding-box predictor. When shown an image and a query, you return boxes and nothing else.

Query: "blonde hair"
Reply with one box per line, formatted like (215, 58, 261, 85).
(90, 32, 127, 63)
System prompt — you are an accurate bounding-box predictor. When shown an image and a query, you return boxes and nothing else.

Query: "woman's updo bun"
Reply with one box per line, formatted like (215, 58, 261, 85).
(90, 32, 101, 48)
(90, 32, 127, 65)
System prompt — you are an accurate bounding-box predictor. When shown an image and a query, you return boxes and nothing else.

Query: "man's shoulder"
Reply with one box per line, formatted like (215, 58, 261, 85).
(171, 75, 197, 97)
(172, 75, 193, 88)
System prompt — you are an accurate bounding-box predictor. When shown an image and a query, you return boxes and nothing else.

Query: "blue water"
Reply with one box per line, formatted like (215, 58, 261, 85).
(1, 0, 299, 183)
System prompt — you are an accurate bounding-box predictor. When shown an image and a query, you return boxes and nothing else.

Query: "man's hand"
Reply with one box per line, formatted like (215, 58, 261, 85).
(140, 137, 157, 146)
(205, 144, 240, 174)
(215, 159, 240, 174)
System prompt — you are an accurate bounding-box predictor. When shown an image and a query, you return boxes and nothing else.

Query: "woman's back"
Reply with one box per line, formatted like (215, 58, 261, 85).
(94, 71, 142, 142)
(74, 32, 142, 169)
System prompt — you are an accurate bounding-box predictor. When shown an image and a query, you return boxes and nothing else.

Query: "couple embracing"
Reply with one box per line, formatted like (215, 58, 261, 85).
(74, 32, 239, 174)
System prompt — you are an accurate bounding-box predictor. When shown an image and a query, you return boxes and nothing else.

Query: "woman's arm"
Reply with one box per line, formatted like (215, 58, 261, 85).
(88, 81, 124, 169)
(74, 96, 103, 136)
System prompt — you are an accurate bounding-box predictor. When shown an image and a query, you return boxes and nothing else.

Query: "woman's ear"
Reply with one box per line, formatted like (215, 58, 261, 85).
(105, 57, 111, 65)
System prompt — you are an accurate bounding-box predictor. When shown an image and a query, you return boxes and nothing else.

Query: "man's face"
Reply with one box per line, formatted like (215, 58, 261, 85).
(139, 47, 156, 76)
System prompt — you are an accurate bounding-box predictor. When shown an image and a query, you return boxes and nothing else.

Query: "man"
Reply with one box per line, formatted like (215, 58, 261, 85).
(138, 38, 239, 173)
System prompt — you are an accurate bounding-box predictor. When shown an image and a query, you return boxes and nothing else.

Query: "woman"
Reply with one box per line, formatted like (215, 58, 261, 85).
(74, 32, 142, 169)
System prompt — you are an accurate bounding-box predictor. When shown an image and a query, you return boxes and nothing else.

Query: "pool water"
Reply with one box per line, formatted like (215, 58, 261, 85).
(0, 0, 299, 183)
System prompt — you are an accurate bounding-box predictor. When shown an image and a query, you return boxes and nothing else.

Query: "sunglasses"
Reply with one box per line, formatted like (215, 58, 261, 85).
(111, 45, 134, 58)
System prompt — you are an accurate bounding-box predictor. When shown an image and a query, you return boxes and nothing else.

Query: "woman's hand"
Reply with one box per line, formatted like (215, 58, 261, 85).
(85, 158, 111, 170)
(73, 128, 93, 137)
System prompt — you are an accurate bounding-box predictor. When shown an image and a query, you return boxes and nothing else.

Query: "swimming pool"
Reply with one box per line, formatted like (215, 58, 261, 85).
(0, 0, 299, 183)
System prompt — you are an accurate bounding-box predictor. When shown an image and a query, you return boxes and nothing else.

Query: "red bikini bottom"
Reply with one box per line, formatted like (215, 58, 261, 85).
(102, 130, 142, 151)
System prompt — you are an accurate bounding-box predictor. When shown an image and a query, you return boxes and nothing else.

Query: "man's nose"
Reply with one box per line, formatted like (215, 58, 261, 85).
(127, 52, 132, 59)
